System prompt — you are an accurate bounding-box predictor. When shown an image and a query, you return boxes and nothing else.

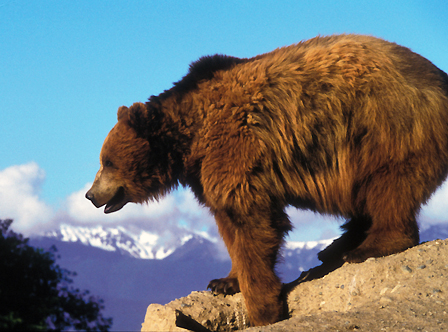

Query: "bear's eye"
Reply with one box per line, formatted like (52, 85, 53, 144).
(104, 160, 113, 168)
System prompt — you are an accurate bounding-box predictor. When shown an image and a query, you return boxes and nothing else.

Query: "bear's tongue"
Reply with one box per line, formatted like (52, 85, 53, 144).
(104, 187, 127, 214)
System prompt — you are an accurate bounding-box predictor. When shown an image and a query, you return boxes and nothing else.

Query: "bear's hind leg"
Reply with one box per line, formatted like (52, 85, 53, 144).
(343, 218, 418, 263)
(318, 216, 371, 264)
(343, 172, 420, 263)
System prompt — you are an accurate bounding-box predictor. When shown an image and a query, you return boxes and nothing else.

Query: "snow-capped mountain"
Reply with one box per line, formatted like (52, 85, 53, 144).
(43, 224, 198, 259)
(39, 223, 335, 284)
(29, 223, 448, 330)
(42, 224, 333, 265)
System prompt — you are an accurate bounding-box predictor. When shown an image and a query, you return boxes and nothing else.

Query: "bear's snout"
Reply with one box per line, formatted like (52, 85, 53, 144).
(85, 183, 129, 213)
(85, 190, 99, 207)
(85, 190, 93, 202)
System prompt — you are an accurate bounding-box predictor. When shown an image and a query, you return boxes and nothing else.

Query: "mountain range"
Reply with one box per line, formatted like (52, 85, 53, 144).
(29, 223, 448, 331)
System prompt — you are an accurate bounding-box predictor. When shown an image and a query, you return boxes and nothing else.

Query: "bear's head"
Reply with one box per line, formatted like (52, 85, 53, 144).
(85, 102, 179, 213)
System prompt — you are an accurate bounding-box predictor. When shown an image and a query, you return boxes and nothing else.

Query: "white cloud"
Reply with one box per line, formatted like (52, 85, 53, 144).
(66, 183, 215, 231)
(0, 162, 54, 235)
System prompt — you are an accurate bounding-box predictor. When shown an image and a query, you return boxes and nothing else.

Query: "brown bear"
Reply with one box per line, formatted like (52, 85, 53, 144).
(85, 34, 448, 326)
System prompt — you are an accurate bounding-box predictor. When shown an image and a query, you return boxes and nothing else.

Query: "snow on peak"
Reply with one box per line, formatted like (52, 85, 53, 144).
(44, 224, 337, 262)
(45, 224, 178, 260)
(181, 234, 193, 245)
(285, 238, 334, 251)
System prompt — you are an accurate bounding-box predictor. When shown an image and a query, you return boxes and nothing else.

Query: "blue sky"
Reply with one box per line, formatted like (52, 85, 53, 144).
(1, 0, 448, 241)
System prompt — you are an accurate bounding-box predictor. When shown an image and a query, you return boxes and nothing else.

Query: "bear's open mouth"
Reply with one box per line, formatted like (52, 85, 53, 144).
(104, 186, 128, 214)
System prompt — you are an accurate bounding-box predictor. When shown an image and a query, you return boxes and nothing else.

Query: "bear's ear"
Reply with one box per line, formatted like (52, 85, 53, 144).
(127, 102, 149, 137)
(117, 106, 129, 121)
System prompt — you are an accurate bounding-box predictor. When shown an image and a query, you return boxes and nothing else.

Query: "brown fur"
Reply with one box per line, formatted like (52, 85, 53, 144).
(86, 34, 448, 326)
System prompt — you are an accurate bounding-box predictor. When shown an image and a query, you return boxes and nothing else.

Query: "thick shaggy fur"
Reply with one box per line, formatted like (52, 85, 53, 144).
(86, 34, 448, 326)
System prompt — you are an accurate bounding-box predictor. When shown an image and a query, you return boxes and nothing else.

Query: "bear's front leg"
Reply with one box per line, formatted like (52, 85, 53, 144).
(208, 210, 241, 295)
(234, 222, 284, 325)
(220, 208, 286, 326)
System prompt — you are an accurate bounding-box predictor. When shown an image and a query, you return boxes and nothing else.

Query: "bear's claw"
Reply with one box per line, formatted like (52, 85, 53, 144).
(207, 277, 240, 295)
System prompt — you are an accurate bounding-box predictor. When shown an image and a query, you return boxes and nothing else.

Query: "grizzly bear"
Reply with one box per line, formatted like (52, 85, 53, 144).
(85, 34, 448, 326)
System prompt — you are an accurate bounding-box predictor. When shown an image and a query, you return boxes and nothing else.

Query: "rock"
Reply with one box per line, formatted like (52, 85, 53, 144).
(141, 239, 448, 331)
(141, 292, 248, 332)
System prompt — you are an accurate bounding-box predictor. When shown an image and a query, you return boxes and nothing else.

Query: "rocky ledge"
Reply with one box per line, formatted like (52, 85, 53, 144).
(141, 239, 448, 331)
